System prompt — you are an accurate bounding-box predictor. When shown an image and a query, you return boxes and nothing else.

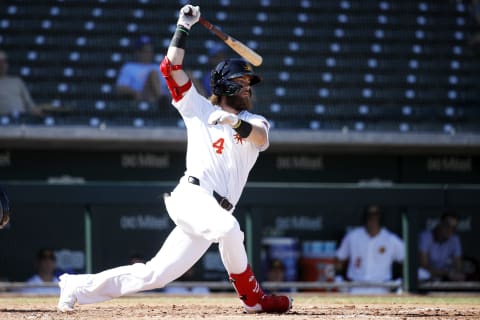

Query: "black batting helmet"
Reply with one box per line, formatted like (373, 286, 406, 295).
(210, 58, 261, 96)
(0, 188, 10, 229)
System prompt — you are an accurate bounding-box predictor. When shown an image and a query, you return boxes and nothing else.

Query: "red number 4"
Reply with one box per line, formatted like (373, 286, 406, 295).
(212, 138, 225, 154)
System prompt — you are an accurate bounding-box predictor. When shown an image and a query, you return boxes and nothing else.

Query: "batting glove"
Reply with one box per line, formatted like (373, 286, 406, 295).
(208, 110, 240, 127)
(177, 5, 200, 30)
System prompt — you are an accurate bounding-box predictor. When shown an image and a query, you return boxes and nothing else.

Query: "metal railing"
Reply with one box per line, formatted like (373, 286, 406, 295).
(2, 281, 479, 294)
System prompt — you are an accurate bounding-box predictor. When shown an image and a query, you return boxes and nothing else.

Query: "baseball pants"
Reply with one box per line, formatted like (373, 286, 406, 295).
(71, 181, 248, 304)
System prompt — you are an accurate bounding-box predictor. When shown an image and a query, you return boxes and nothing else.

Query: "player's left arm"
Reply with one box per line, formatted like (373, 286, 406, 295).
(247, 119, 269, 150)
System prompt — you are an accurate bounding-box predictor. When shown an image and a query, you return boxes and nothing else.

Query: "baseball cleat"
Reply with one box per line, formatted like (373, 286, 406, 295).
(259, 294, 292, 313)
(244, 294, 293, 314)
(57, 274, 77, 312)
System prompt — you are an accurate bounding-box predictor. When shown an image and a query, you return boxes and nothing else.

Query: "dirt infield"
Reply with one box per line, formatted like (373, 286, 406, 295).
(1, 293, 479, 319)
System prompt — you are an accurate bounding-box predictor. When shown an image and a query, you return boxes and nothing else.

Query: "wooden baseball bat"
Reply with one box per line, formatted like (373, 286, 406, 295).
(198, 17, 263, 67)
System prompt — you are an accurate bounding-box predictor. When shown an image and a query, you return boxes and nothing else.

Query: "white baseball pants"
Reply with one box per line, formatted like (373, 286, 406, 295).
(72, 181, 248, 304)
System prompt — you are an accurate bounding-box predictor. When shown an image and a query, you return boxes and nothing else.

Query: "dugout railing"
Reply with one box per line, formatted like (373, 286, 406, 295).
(1, 181, 480, 293)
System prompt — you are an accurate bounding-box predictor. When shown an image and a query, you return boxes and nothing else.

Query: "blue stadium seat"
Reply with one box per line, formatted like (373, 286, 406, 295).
(1, 0, 478, 132)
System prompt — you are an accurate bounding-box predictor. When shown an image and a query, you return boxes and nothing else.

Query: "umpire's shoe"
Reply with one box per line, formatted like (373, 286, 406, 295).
(57, 274, 77, 312)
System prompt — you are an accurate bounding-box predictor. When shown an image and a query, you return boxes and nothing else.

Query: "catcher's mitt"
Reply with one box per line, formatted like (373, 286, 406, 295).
(0, 188, 10, 229)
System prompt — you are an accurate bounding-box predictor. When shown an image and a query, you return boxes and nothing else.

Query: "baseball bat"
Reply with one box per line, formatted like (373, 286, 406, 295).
(198, 17, 263, 67)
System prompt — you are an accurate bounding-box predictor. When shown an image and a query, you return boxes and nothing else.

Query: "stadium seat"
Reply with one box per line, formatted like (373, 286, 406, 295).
(0, 0, 478, 133)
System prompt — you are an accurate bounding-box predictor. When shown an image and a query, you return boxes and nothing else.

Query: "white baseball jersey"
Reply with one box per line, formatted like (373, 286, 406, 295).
(336, 227, 404, 282)
(172, 85, 270, 205)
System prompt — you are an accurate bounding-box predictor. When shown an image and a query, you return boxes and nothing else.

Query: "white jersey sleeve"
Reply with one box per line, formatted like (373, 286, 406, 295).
(335, 230, 353, 261)
(172, 85, 215, 122)
(336, 227, 404, 282)
(239, 112, 270, 151)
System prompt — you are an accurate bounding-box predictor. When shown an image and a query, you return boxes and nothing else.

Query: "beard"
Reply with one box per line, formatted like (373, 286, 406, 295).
(225, 93, 252, 112)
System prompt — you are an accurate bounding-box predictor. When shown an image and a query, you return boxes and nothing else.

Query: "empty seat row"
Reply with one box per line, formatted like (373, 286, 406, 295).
(0, 0, 478, 134)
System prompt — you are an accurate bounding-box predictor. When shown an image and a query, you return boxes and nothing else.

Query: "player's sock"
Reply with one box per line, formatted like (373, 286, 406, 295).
(229, 265, 293, 314)
(229, 264, 264, 312)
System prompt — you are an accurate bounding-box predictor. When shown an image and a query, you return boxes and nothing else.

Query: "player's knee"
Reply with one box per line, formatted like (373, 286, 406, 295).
(131, 262, 154, 279)
(150, 271, 168, 288)
(219, 218, 244, 242)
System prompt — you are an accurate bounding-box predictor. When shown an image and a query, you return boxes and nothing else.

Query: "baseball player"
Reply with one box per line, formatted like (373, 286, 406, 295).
(57, 5, 292, 314)
(335, 205, 404, 294)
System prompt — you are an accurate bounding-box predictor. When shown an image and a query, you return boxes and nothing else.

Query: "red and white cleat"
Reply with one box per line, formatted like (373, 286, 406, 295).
(244, 294, 293, 314)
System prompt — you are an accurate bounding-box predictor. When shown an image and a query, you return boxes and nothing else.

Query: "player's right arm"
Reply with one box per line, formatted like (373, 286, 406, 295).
(334, 232, 351, 277)
(160, 5, 200, 101)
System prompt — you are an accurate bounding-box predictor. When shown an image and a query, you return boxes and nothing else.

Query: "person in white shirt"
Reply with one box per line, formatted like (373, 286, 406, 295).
(0, 50, 40, 116)
(335, 205, 404, 294)
(22, 248, 60, 295)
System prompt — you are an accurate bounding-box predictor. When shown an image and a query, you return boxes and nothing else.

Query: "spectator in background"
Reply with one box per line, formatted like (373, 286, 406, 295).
(0, 49, 40, 116)
(418, 211, 466, 281)
(266, 259, 286, 283)
(197, 42, 227, 97)
(335, 205, 404, 294)
(188, 42, 227, 98)
(116, 35, 168, 104)
(128, 252, 146, 265)
(264, 259, 295, 294)
(0, 187, 10, 230)
(22, 248, 60, 295)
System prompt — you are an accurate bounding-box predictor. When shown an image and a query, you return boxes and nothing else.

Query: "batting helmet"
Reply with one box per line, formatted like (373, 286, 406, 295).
(210, 58, 261, 96)
(0, 188, 10, 229)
